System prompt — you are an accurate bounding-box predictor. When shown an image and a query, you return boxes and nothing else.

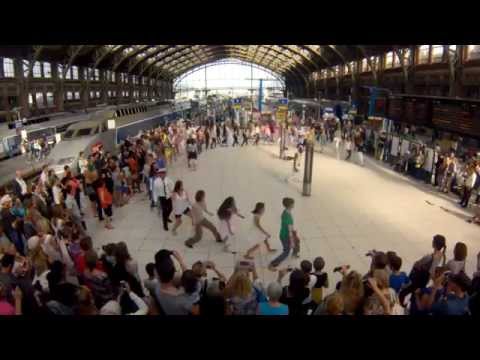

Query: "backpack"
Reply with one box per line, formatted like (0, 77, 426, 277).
(399, 255, 434, 306)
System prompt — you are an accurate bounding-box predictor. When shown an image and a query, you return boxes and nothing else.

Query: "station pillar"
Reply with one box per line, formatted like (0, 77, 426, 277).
(279, 124, 286, 159)
(302, 139, 314, 196)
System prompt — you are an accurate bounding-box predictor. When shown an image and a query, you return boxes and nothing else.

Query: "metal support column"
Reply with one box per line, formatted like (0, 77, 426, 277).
(302, 139, 314, 196)
(279, 124, 286, 159)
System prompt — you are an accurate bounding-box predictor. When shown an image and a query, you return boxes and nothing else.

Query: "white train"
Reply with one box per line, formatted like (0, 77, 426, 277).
(47, 101, 190, 175)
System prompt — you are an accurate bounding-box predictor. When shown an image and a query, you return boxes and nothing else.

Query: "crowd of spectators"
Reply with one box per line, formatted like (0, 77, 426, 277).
(0, 116, 479, 316)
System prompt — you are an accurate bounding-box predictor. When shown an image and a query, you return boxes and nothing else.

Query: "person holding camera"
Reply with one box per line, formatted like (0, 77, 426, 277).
(224, 260, 262, 315)
(152, 249, 190, 315)
(99, 280, 148, 315)
(422, 270, 471, 316)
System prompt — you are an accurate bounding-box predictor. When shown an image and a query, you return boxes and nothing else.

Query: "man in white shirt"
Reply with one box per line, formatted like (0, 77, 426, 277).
(13, 170, 28, 201)
(39, 165, 49, 187)
(153, 168, 174, 231)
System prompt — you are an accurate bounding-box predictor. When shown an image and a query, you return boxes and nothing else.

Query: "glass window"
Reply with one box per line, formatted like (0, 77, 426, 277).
(361, 58, 368, 72)
(431, 45, 444, 62)
(403, 49, 411, 66)
(112, 72, 116, 82)
(77, 128, 92, 137)
(90, 91, 95, 99)
(418, 45, 430, 64)
(124, 74, 128, 84)
(35, 92, 44, 108)
(112, 91, 116, 97)
(95, 69, 99, 81)
(125, 91, 129, 97)
(66, 91, 73, 100)
(57, 64, 63, 79)
(65, 67, 72, 80)
(43, 62, 51, 78)
(33, 61, 42, 78)
(23, 60, 30, 77)
(3, 58, 15, 77)
(46, 92, 54, 107)
(72, 66, 78, 79)
(385, 52, 394, 69)
(28, 93, 34, 108)
(108, 91, 112, 97)
(344, 64, 349, 74)
(96, 91, 100, 98)
(467, 45, 480, 60)
(74, 91, 80, 100)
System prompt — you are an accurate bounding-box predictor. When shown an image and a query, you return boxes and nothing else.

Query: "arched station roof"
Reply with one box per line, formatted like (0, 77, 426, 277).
(2, 45, 396, 84)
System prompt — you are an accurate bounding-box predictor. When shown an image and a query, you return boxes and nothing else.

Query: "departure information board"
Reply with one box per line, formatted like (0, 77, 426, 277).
(432, 101, 480, 137)
(387, 97, 402, 121)
(402, 98, 431, 126)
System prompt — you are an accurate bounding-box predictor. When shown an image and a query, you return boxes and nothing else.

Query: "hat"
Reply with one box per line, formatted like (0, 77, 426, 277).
(0, 195, 12, 207)
(448, 272, 471, 292)
(100, 300, 121, 315)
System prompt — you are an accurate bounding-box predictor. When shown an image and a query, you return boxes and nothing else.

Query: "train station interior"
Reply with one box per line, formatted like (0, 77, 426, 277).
(0, 44, 479, 317)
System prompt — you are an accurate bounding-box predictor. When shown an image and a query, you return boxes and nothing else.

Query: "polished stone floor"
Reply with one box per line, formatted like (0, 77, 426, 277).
(85, 141, 479, 291)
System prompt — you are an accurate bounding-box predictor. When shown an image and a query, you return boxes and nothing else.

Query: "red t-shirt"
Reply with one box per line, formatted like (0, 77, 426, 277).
(68, 178, 80, 195)
(0, 301, 15, 315)
(75, 253, 104, 274)
(127, 158, 138, 174)
(97, 185, 113, 209)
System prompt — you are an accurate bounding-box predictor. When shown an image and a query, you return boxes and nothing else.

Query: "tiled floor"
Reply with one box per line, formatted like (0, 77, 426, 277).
(84, 142, 480, 293)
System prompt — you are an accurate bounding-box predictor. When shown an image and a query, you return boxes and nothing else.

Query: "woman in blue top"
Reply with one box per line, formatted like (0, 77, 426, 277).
(258, 282, 289, 315)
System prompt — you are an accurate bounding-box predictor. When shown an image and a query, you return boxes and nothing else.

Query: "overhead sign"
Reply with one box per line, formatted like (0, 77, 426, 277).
(233, 98, 241, 104)
(278, 98, 288, 106)
(276, 108, 288, 123)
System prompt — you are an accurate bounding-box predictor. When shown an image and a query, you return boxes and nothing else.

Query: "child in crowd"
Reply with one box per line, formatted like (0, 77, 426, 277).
(311, 256, 329, 305)
(446, 242, 467, 275)
(300, 260, 317, 291)
(143, 263, 158, 296)
(389, 254, 410, 294)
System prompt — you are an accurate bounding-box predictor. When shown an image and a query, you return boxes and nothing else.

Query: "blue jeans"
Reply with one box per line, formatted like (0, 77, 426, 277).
(270, 237, 290, 268)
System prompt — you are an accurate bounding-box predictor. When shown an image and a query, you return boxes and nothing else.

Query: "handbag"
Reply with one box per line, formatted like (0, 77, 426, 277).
(85, 185, 95, 196)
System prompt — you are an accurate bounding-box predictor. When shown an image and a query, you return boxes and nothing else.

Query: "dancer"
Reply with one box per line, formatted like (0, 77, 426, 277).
(217, 196, 245, 253)
(186, 137, 198, 171)
(241, 128, 249, 146)
(232, 126, 240, 147)
(211, 124, 217, 149)
(345, 135, 353, 161)
(268, 197, 299, 271)
(334, 130, 342, 160)
(152, 168, 174, 231)
(244, 202, 276, 260)
(171, 180, 192, 236)
(185, 190, 222, 248)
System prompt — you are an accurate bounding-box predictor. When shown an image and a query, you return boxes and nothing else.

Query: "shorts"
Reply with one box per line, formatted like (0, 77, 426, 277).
(103, 205, 113, 217)
(88, 192, 98, 202)
(188, 152, 197, 160)
(175, 208, 191, 218)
